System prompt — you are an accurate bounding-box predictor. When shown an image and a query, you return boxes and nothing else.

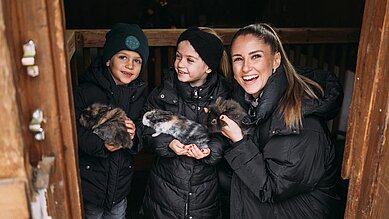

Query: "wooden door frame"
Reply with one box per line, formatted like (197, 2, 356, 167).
(342, 0, 389, 218)
(2, 0, 82, 218)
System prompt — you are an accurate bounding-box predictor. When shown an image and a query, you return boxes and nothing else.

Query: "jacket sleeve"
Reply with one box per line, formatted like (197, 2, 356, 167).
(73, 87, 109, 158)
(142, 87, 176, 157)
(224, 129, 330, 202)
(127, 94, 147, 155)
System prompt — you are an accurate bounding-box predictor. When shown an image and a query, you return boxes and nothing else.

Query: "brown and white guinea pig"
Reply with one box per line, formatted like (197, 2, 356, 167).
(142, 109, 209, 149)
(207, 97, 253, 135)
(79, 103, 133, 149)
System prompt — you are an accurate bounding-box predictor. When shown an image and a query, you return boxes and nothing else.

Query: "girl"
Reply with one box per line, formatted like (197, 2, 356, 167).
(141, 27, 231, 218)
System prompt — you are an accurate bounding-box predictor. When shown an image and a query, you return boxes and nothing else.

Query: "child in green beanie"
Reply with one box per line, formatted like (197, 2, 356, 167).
(73, 23, 148, 218)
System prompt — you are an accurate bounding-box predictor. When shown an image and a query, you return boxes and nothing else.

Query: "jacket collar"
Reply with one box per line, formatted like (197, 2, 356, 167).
(176, 71, 219, 103)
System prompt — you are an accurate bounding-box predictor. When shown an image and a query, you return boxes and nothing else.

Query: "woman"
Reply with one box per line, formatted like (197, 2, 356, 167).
(220, 23, 342, 218)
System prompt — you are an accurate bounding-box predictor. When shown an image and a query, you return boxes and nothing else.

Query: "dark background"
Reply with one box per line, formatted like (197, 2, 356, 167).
(64, 0, 365, 29)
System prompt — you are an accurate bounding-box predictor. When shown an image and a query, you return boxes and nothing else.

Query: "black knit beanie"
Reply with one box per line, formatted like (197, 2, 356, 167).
(177, 27, 223, 71)
(103, 23, 149, 71)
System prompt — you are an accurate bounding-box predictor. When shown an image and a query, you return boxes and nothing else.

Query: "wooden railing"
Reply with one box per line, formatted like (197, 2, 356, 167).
(66, 28, 360, 93)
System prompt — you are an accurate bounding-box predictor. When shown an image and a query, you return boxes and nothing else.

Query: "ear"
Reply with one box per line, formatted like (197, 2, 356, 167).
(272, 52, 281, 69)
(106, 60, 110, 67)
(205, 66, 212, 74)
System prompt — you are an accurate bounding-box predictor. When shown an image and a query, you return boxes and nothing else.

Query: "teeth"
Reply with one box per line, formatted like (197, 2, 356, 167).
(243, 75, 258, 80)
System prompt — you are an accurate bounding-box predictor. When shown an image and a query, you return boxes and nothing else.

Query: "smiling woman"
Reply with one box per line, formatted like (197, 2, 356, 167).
(219, 23, 344, 218)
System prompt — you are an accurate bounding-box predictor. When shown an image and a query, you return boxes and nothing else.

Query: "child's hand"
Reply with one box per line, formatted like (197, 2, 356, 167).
(169, 139, 188, 155)
(105, 143, 122, 152)
(185, 144, 210, 159)
(220, 115, 244, 142)
(124, 119, 136, 139)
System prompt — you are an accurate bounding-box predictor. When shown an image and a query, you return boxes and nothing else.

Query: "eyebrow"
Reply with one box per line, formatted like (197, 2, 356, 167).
(117, 52, 141, 59)
(249, 50, 264, 55)
(232, 50, 263, 57)
(176, 51, 199, 60)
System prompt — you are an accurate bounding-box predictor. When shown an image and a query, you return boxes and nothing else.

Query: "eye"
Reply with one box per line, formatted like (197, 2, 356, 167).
(232, 57, 243, 62)
(252, 54, 262, 60)
(187, 58, 194, 63)
(211, 118, 217, 125)
(134, 59, 142, 65)
(118, 55, 127, 60)
(175, 53, 181, 59)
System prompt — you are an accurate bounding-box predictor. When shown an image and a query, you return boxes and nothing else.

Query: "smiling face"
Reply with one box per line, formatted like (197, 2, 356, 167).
(174, 40, 212, 87)
(106, 50, 143, 85)
(231, 34, 281, 98)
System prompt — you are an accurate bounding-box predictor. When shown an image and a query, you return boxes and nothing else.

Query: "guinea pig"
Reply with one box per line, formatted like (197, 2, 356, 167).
(207, 97, 253, 135)
(79, 103, 133, 149)
(142, 109, 209, 149)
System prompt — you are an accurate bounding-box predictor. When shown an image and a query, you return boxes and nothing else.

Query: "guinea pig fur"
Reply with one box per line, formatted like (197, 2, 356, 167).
(79, 103, 133, 149)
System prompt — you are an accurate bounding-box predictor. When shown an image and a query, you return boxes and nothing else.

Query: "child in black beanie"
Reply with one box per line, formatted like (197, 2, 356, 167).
(73, 23, 148, 218)
(141, 27, 232, 218)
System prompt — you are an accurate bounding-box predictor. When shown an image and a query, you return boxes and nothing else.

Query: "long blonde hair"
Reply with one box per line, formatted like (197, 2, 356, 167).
(231, 23, 324, 129)
(199, 27, 231, 79)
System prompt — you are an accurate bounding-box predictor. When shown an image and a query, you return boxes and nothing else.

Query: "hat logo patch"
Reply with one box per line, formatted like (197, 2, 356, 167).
(125, 36, 140, 50)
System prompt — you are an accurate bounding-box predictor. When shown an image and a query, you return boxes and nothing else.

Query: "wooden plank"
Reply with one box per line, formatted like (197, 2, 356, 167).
(46, 1, 83, 218)
(0, 0, 28, 181)
(69, 28, 360, 48)
(0, 180, 29, 219)
(66, 30, 76, 61)
(342, 0, 389, 218)
(5, 0, 82, 218)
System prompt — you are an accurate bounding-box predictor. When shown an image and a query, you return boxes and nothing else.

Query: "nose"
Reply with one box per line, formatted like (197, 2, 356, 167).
(176, 59, 185, 68)
(242, 59, 251, 73)
(125, 61, 134, 69)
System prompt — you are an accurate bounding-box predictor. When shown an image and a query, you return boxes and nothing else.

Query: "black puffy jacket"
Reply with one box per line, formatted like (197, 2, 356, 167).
(141, 70, 232, 219)
(225, 67, 343, 219)
(73, 57, 147, 210)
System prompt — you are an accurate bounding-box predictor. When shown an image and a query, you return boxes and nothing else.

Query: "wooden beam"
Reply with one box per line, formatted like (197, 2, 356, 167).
(342, 0, 389, 218)
(71, 28, 361, 48)
(66, 30, 76, 61)
(0, 180, 29, 218)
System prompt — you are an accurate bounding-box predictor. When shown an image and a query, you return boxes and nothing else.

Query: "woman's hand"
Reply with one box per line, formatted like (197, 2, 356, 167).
(125, 119, 136, 139)
(220, 115, 244, 142)
(185, 144, 211, 159)
(169, 139, 188, 155)
(105, 144, 122, 152)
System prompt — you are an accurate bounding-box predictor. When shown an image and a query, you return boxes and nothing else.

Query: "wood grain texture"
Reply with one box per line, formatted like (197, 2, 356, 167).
(342, 0, 389, 218)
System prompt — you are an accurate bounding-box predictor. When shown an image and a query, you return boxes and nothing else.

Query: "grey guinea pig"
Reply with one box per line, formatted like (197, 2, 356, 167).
(142, 109, 209, 149)
(207, 97, 253, 135)
(79, 103, 133, 149)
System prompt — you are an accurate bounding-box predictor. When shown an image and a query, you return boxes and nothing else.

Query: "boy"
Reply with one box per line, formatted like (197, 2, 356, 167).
(73, 23, 148, 218)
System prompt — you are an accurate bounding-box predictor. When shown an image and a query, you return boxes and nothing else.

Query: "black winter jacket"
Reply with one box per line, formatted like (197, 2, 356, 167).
(141, 70, 232, 219)
(225, 67, 342, 219)
(73, 57, 147, 210)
